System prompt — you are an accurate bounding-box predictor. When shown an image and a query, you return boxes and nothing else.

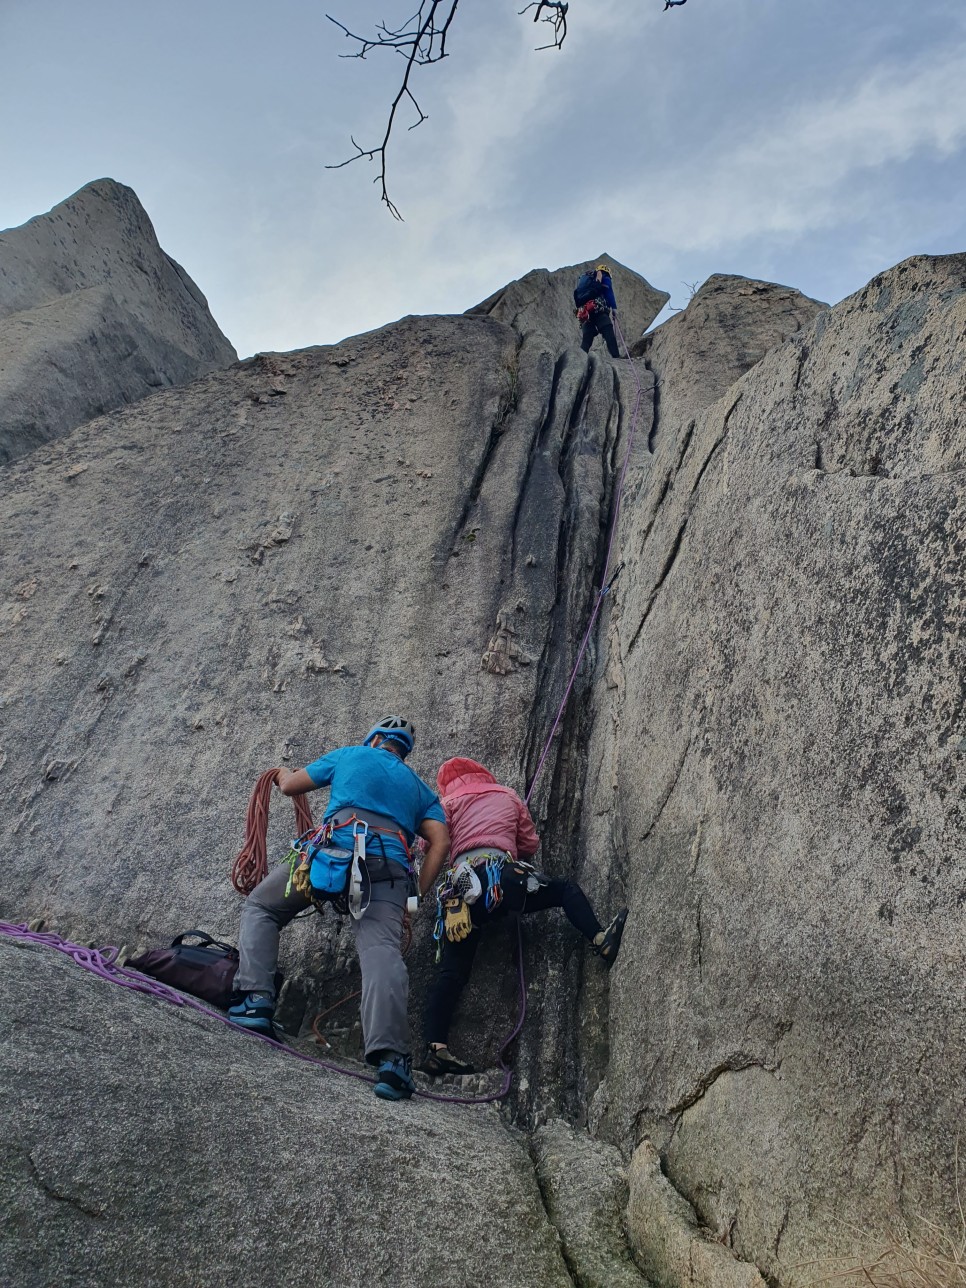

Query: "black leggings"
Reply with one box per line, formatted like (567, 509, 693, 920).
(580, 312, 620, 358)
(422, 874, 602, 1046)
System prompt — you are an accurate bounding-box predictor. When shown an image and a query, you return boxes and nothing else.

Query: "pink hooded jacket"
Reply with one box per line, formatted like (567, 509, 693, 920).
(437, 757, 540, 861)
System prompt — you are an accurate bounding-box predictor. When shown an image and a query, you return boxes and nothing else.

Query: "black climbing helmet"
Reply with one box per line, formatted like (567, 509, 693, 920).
(363, 715, 416, 758)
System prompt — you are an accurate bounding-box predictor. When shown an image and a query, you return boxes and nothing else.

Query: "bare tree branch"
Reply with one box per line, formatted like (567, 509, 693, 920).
(333, 0, 698, 216)
(519, 1, 569, 52)
(324, 2, 460, 220)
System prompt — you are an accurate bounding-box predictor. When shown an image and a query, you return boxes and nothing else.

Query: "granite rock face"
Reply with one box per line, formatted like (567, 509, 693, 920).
(0, 296, 641, 1073)
(531, 1120, 649, 1287)
(0, 180, 236, 464)
(630, 273, 827, 441)
(1, 247, 964, 1286)
(576, 255, 966, 1279)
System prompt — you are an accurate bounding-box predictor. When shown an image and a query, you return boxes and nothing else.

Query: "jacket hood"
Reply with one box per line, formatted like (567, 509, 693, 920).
(437, 757, 497, 797)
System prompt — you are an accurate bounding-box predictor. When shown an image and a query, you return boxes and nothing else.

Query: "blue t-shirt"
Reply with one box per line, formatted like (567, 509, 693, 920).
(304, 744, 445, 868)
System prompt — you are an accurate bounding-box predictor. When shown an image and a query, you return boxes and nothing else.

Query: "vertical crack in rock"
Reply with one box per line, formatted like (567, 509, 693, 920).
(640, 739, 691, 841)
(510, 350, 569, 573)
(626, 515, 691, 654)
(450, 387, 521, 549)
(512, 353, 642, 1126)
(518, 357, 616, 781)
(526, 1138, 581, 1288)
(676, 420, 696, 473)
(628, 394, 742, 654)
(773, 1203, 791, 1259)
(644, 355, 661, 453)
(792, 340, 809, 393)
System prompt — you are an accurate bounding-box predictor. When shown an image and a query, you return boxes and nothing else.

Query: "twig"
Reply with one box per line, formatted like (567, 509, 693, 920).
(325, 2, 461, 219)
(519, 1, 569, 50)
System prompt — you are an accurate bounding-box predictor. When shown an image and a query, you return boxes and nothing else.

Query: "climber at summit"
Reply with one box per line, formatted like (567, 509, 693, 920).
(574, 263, 623, 359)
(229, 716, 449, 1102)
(419, 757, 627, 1076)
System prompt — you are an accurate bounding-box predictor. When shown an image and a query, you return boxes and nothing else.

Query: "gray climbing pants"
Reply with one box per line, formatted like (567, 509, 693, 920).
(235, 862, 411, 1062)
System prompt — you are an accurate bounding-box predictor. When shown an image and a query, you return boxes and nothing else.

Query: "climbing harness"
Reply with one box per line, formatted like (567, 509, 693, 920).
(431, 847, 510, 954)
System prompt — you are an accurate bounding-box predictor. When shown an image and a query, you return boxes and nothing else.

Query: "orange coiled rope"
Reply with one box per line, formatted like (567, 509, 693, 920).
(230, 769, 315, 895)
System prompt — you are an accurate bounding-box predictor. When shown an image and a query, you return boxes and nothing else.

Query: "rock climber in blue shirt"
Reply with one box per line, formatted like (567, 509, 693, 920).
(229, 715, 449, 1102)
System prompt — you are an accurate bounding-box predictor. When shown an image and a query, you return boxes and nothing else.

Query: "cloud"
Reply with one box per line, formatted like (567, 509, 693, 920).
(599, 38, 966, 252)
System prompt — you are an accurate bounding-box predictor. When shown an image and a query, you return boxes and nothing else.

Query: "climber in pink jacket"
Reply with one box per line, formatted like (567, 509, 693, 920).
(420, 757, 627, 1077)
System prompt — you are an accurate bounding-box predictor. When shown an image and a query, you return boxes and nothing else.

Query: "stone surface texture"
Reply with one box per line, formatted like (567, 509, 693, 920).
(1, 229, 964, 1287)
(576, 255, 966, 1280)
(531, 1119, 649, 1287)
(0, 938, 573, 1288)
(625, 1141, 767, 1288)
(0, 286, 653, 1075)
(0, 180, 236, 464)
(630, 273, 827, 438)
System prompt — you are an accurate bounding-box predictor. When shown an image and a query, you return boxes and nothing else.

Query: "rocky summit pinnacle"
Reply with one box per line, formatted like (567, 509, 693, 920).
(0, 179, 236, 465)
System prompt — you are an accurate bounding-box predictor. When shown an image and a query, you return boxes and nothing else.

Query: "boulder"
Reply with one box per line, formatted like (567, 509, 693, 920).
(0, 180, 236, 464)
(631, 274, 827, 444)
(0, 936, 574, 1288)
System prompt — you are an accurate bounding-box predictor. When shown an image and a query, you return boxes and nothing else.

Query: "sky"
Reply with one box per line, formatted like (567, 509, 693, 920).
(2, 0, 965, 358)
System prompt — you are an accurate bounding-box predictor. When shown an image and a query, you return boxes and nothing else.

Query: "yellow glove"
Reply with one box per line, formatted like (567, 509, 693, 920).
(443, 897, 473, 943)
(290, 855, 312, 898)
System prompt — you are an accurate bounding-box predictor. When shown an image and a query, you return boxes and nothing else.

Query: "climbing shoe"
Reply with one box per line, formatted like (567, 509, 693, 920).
(227, 992, 275, 1038)
(419, 1045, 476, 1077)
(593, 908, 628, 969)
(373, 1053, 415, 1102)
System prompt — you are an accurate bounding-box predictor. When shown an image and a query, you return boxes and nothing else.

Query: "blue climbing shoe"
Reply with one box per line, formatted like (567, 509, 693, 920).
(228, 992, 275, 1037)
(374, 1053, 415, 1102)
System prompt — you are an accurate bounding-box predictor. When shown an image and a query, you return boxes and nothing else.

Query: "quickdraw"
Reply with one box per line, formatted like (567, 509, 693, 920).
(348, 820, 369, 921)
(484, 856, 503, 911)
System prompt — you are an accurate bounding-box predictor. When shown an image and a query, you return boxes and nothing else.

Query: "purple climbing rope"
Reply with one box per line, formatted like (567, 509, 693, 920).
(0, 919, 521, 1106)
(525, 315, 644, 805)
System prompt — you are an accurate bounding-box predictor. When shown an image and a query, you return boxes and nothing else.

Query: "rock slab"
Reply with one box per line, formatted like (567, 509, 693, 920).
(0, 937, 574, 1288)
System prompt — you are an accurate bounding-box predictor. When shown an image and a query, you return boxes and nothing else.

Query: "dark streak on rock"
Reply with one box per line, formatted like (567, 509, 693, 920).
(667, 1054, 774, 1118)
(25, 1150, 106, 1221)
(640, 740, 690, 841)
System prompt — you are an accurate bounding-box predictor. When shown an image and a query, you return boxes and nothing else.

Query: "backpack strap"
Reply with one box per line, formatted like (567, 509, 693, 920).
(170, 930, 235, 952)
